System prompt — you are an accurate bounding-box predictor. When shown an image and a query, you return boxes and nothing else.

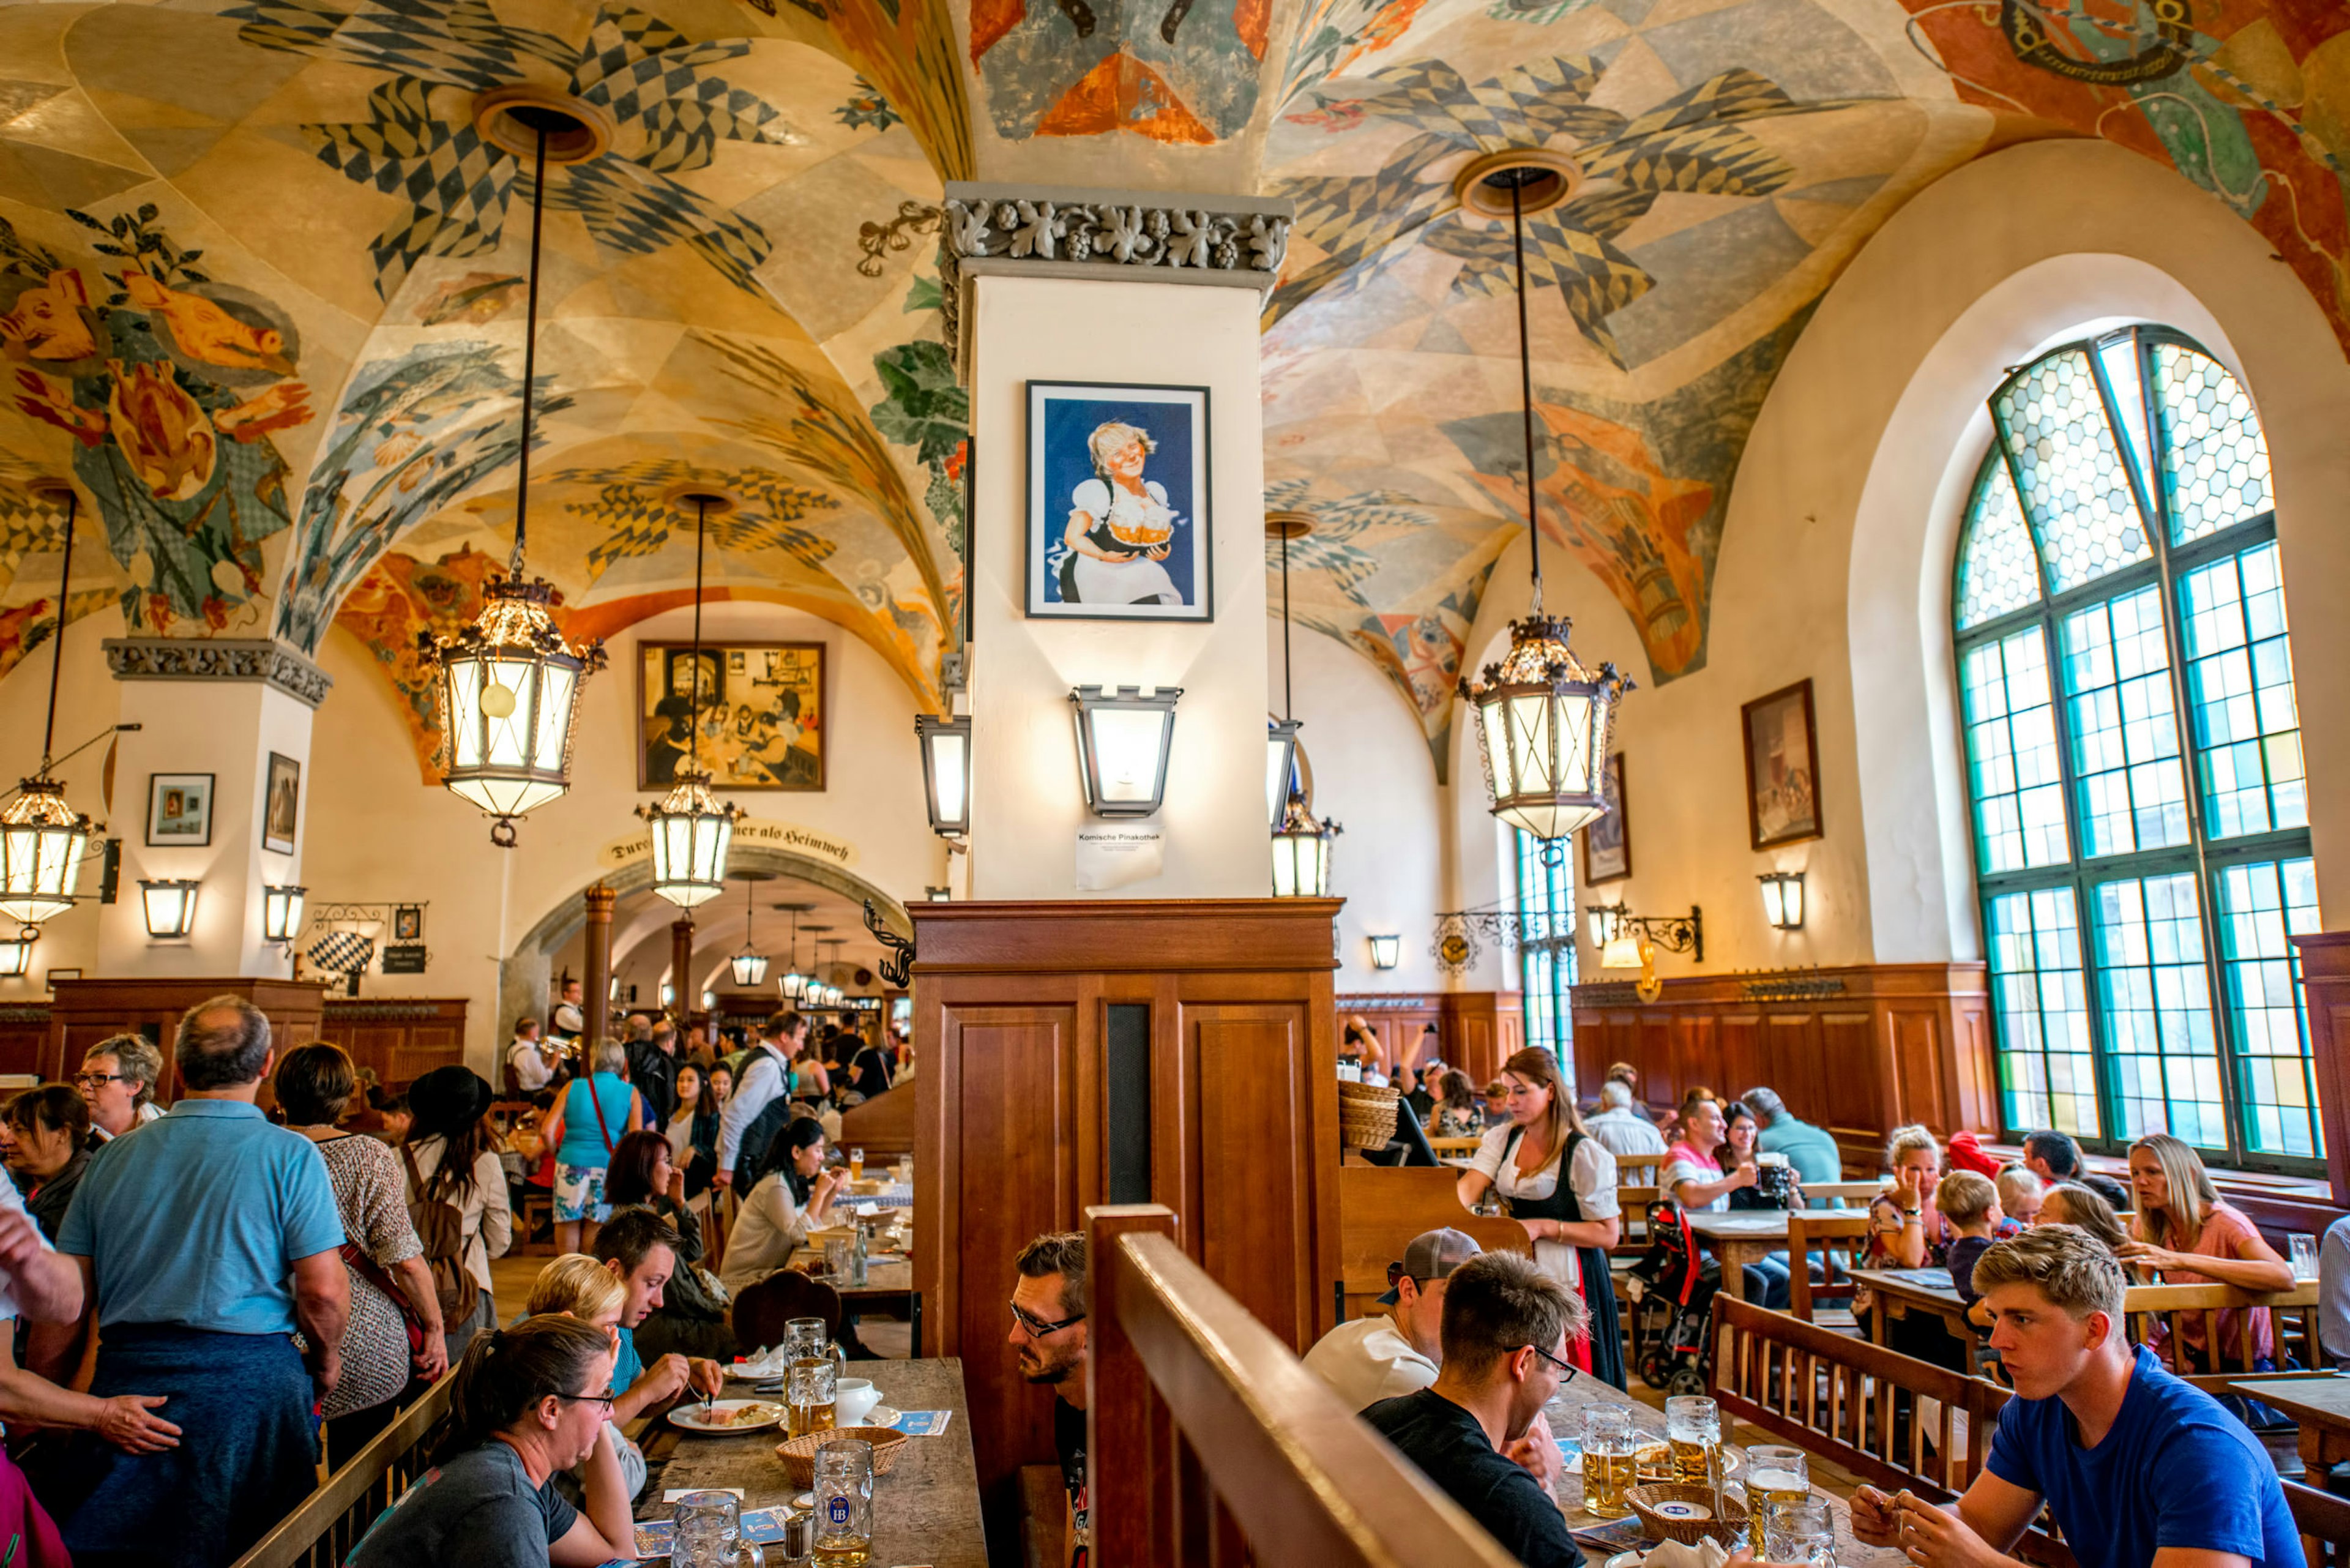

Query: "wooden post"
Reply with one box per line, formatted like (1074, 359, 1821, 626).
(2293, 931, 2350, 1204)
(581, 883, 616, 1049)
(670, 917, 695, 1020)
(1089, 1203, 1180, 1568)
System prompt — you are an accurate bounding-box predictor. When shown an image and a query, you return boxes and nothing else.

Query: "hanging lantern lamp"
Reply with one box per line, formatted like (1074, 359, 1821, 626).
(639, 486, 740, 905)
(0, 480, 95, 927)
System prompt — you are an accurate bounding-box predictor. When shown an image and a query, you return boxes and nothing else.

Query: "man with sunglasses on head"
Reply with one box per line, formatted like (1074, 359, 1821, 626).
(1304, 1228, 1480, 1410)
(1363, 1252, 1584, 1567)
(1010, 1232, 1091, 1568)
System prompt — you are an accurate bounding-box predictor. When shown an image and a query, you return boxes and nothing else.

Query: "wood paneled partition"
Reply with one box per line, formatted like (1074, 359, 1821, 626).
(2293, 931, 2350, 1203)
(912, 898, 1343, 1559)
(1334, 991, 1523, 1085)
(1570, 963, 1993, 1169)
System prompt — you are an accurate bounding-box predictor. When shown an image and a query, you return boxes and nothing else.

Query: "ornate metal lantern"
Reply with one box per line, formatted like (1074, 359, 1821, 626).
(1, 481, 94, 927)
(1070, 685, 1181, 819)
(1270, 788, 1341, 898)
(915, 714, 971, 838)
(728, 882, 769, 987)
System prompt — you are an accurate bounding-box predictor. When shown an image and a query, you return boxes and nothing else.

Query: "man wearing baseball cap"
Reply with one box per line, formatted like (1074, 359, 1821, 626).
(1302, 1228, 1480, 1411)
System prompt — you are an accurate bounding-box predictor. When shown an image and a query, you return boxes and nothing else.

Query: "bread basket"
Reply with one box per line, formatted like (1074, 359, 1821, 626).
(1337, 1080, 1400, 1151)
(1626, 1482, 1748, 1547)
(774, 1426, 909, 1487)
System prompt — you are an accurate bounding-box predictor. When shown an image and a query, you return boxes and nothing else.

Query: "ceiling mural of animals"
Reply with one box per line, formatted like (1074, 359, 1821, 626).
(0, 0, 2340, 777)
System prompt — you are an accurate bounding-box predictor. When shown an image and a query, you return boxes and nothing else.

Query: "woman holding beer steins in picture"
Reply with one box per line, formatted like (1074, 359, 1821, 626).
(1057, 421, 1184, 607)
(1456, 1048, 1625, 1389)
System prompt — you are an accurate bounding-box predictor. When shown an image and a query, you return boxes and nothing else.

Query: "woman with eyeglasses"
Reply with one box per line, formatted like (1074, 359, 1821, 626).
(73, 1036, 163, 1143)
(345, 1315, 633, 1567)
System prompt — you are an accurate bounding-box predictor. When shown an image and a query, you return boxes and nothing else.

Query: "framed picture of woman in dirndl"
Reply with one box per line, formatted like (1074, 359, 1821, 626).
(1024, 381, 1212, 622)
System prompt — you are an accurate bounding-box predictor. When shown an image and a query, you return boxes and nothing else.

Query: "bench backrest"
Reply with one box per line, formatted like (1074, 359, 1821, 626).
(229, 1369, 458, 1568)
(1784, 1211, 1872, 1322)
(1334, 1165, 1529, 1321)
(2121, 1279, 2320, 1384)
(2285, 1479, 2350, 1568)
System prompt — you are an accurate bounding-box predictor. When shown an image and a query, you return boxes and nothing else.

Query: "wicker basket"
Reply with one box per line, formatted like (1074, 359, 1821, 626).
(1626, 1483, 1747, 1547)
(773, 1427, 910, 1488)
(1337, 1080, 1400, 1151)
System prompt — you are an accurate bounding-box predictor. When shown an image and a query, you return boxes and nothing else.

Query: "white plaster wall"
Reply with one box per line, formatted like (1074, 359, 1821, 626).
(964, 273, 1272, 899)
(301, 599, 944, 1073)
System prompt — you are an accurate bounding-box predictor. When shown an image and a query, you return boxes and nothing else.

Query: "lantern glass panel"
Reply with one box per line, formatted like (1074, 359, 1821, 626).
(0, 934, 31, 978)
(1091, 709, 1168, 805)
(1784, 876, 1804, 927)
(1761, 878, 1786, 928)
(1600, 935, 1643, 971)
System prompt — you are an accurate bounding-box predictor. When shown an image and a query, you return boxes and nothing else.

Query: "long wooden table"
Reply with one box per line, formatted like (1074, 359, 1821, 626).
(1848, 1265, 1982, 1361)
(2226, 1373, 2350, 1472)
(1544, 1365, 1902, 1565)
(788, 1249, 925, 1356)
(1685, 1211, 1789, 1302)
(645, 1356, 987, 1567)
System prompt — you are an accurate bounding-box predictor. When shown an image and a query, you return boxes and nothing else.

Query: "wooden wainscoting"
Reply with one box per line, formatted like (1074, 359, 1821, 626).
(315, 997, 468, 1091)
(46, 977, 334, 1096)
(913, 898, 1343, 1562)
(1570, 964, 1993, 1166)
(1334, 991, 1522, 1085)
(0, 1005, 51, 1080)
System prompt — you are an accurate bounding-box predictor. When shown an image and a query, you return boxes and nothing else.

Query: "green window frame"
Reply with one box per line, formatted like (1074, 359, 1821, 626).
(1514, 829, 1576, 1077)
(1953, 326, 2321, 1172)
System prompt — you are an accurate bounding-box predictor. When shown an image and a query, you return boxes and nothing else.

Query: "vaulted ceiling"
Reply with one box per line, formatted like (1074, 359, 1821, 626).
(0, 0, 2342, 781)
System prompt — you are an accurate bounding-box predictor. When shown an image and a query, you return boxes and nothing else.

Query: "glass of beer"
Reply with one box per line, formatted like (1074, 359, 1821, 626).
(1664, 1395, 1720, 1486)
(812, 1439, 875, 1568)
(789, 1357, 838, 1439)
(1762, 1495, 1835, 1567)
(849, 1146, 865, 1181)
(1580, 1406, 1637, 1518)
(1745, 1445, 1811, 1554)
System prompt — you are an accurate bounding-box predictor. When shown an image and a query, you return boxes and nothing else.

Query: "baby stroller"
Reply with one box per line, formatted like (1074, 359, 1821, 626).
(1622, 1197, 1720, 1396)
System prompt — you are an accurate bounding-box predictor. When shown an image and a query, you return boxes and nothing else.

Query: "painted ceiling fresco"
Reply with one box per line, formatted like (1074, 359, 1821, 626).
(0, 0, 2345, 788)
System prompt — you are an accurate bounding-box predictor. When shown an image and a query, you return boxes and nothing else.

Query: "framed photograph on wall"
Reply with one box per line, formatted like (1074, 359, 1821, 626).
(1025, 379, 1212, 622)
(636, 640, 825, 791)
(1742, 678, 1823, 850)
(393, 905, 423, 942)
(146, 773, 214, 848)
(1583, 752, 1631, 884)
(262, 752, 300, 855)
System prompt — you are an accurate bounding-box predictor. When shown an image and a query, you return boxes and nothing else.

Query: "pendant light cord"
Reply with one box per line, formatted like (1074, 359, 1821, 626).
(1280, 524, 1293, 723)
(39, 491, 75, 771)
(510, 125, 549, 580)
(1510, 178, 1544, 615)
(687, 495, 707, 772)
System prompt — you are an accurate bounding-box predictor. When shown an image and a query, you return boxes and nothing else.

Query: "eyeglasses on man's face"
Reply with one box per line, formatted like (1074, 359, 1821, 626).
(1514, 1341, 1577, 1381)
(1009, 1301, 1086, 1338)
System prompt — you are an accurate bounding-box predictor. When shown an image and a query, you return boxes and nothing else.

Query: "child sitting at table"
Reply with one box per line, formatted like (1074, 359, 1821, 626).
(1939, 1170, 2004, 1329)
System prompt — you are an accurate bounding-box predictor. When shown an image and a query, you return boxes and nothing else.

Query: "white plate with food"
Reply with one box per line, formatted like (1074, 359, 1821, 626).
(668, 1399, 787, 1434)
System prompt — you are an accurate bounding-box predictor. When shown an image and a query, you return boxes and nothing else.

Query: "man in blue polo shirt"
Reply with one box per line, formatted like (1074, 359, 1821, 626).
(34, 996, 349, 1568)
(1851, 1225, 2295, 1568)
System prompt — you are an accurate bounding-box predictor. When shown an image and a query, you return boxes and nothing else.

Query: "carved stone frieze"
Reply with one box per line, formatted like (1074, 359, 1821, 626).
(102, 638, 335, 709)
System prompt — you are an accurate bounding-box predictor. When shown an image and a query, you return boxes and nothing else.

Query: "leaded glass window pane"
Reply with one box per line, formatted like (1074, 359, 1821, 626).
(1992, 348, 2152, 592)
(2181, 540, 2305, 838)
(2217, 857, 2322, 1159)
(1987, 887, 2098, 1138)
(2150, 343, 2273, 545)
(1514, 829, 1575, 1070)
(2060, 586, 2188, 856)
(2094, 873, 2222, 1146)
(1961, 630, 2069, 873)
(1958, 457, 2042, 629)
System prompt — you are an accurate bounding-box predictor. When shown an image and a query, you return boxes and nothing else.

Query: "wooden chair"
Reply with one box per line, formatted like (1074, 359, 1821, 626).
(230, 1368, 458, 1568)
(2284, 1479, 2350, 1568)
(689, 1190, 723, 1274)
(2122, 1280, 2319, 1388)
(1615, 1157, 1664, 1190)
(1333, 1165, 1530, 1322)
(1785, 1209, 1871, 1326)
(732, 1268, 841, 1353)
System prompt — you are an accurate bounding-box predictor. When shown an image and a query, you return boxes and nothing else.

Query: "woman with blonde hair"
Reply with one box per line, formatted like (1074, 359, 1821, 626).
(1856, 1125, 1967, 1368)
(2121, 1132, 2292, 1371)
(2035, 1181, 2128, 1253)
(1456, 1047, 1623, 1386)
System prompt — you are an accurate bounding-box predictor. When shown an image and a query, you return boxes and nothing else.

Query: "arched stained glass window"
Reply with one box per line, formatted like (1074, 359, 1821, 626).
(1953, 326, 2321, 1170)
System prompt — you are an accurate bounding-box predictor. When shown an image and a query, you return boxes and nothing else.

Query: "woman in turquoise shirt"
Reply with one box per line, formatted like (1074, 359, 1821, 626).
(537, 1038, 643, 1253)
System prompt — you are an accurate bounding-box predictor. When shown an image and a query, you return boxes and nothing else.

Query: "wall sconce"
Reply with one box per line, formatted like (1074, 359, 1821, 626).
(659, 982, 676, 1009)
(262, 884, 306, 946)
(1070, 685, 1181, 818)
(700, 988, 716, 1010)
(1585, 902, 1627, 947)
(139, 878, 200, 940)
(914, 714, 971, 838)
(1368, 933, 1400, 970)
(0, 928, 34, 979)
(924, 886, 952, 902)
(1759, 870, 1806, 930)
(1595, 905, 1703, 1005)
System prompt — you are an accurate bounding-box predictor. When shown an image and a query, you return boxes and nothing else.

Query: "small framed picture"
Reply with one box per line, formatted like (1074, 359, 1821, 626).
(1742, 679, 1823, 850)
(262, 752, 301, 855)
(1583, 753, 1631, 884)
(1025, 379, 1212, 621)
(393, 905, 423, 942)
(146, 773, 215, 848)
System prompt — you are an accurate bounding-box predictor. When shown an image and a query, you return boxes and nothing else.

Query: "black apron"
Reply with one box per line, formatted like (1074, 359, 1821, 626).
(1501, 1127, 1627, 1389)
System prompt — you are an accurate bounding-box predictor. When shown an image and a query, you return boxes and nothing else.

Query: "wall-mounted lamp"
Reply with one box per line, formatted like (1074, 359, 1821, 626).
(1594, 904, 1703, 1006)
(659, 982, 676, 1009)
(914, 714, 971, 838)
(1070, 685, 1182, 818)
(262, 884, 306, 946)
(1368, 933, 1400, 970)
(700, 988, 716, 1010)
(0, 928, 34, 979)
(1585, 902, 1626, 948)
(924, 886, 952, 902)
(1758, 870, 1806, 930)
(139, 878, 200, 940)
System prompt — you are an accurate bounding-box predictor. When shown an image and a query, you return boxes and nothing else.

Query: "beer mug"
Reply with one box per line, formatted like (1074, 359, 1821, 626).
(671, 1490, 762, 1568)
(1754, 1152, 1796, 1209)
(1580, 1406, 1636, 1518)
(1744, 1444, 1811, 1555)
(849, 1146, 865, 1181)
(812, 1439, 876, 1568)
(1762, 1494, 1836, 1567)
(1663, 1395, 1720, 1487)
(789, 1357, 838, 1439)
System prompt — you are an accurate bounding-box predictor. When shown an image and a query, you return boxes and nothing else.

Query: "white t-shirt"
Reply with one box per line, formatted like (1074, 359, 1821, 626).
(508, 1037, 553, 1092)
(1583, 1107, 1668, 1158)
(1468, 1123, 1619, 1290)
(1300, 1314, 1437, 1413)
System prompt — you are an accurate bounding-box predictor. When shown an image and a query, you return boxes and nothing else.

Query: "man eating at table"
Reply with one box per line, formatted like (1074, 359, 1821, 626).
(1850, 1225, 2296, 1568)
(1362, 1252, 1580, 1567)
(1303, 1228, 1479, 1409)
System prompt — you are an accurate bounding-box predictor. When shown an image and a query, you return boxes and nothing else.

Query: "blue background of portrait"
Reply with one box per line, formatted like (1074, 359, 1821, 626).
(1038, 390, 1201, 608)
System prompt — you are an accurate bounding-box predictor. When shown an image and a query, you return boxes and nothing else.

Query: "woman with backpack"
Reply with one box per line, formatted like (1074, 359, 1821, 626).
(275, 1043, 448, 1468)
(540, 1039, 644, 1255)
(403, 1066, 513, 1372)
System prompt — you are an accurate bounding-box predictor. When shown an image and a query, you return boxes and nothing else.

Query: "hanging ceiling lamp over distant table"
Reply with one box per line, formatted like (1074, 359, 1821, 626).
(1266, 510, 1338, 896)
(729, 879, 769, 988)
(638, 483, 741, 906)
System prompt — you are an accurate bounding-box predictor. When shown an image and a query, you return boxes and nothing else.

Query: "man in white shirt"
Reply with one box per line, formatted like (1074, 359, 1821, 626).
(1302, 1228, 1480, 1411)
(712, 1011, 808, 1189)
(550, 977, 586, 1046)
(1583, 1080, 1669, 1159)
(506, 1017, 558, 1094)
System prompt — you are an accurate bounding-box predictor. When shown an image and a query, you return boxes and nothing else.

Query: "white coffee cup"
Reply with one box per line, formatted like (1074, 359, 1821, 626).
(835, 1378, 882, 1425)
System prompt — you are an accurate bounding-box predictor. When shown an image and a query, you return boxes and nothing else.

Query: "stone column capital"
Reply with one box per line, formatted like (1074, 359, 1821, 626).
(102, 638, 334, 709)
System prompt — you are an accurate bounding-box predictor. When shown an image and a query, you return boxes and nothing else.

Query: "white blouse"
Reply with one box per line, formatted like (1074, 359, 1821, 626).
(1468, 1122, 1619, 1290)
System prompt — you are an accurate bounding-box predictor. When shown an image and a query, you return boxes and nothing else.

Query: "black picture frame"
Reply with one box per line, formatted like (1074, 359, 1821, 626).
(146, 772, 215, 848)
(393, 905, 422, 942)
(262, 752, 300, 856)
(1024, 379, 1213, 622)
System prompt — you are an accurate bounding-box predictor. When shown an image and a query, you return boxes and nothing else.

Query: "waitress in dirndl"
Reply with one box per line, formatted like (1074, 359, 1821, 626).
(1456, 1046, 1625, 1389)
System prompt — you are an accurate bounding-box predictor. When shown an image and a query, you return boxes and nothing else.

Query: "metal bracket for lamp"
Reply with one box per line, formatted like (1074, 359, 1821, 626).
(1587, 902, 1704, 963)
(864, 899, 915, 988)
